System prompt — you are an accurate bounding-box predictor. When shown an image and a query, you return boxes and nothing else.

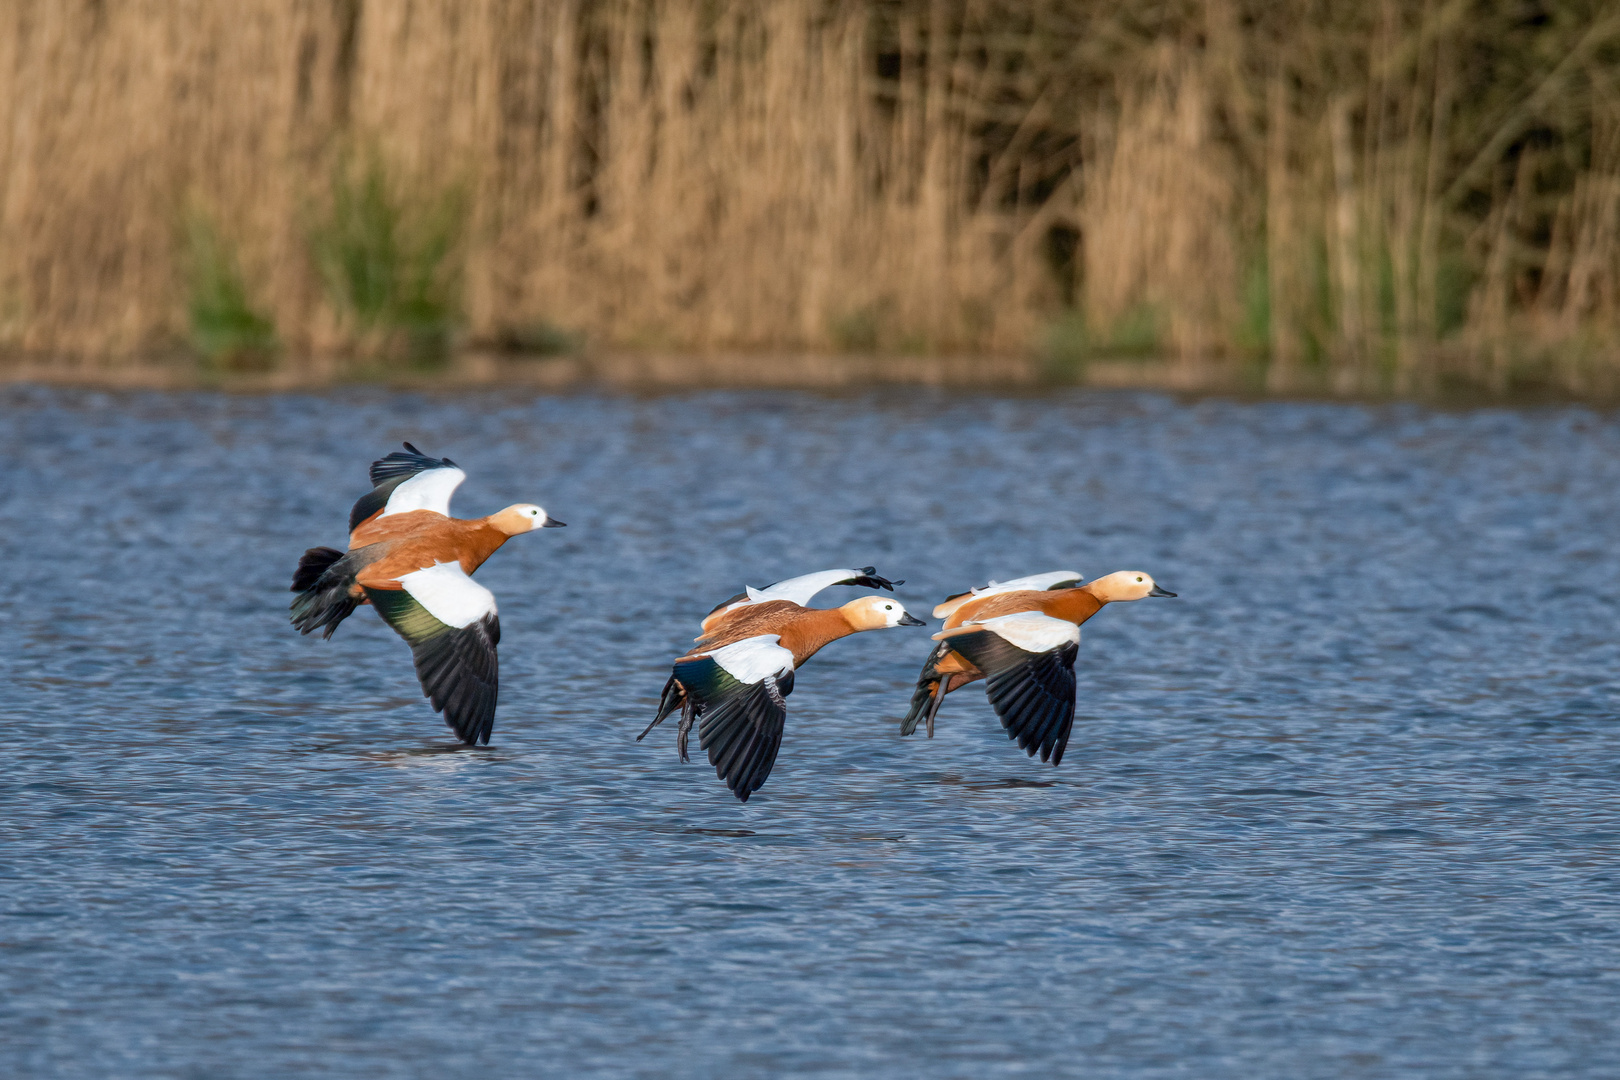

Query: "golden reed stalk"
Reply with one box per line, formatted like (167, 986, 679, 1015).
(1, 0, 1617, 389)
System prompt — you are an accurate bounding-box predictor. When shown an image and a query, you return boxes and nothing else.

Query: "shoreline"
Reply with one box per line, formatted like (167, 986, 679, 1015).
(3, 351, 1615, 406)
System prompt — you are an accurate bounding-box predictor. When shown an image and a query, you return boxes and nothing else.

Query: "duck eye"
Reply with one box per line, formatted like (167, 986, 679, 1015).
(885, 605, 893, 610)
(1136, 576, 1143, 582)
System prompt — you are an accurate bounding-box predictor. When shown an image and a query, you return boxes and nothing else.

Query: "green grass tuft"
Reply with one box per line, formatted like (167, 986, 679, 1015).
(1041, 304, 1165, 377)
(185, 213, 277, 370)
(495, 320, 585, 356)
(829, 305, 883, 352)
(309, 151, 465, 365)
(1042, 309, 1089, 376)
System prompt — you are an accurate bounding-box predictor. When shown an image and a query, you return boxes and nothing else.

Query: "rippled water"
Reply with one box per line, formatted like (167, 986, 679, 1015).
(3, 385, 1620, 1077)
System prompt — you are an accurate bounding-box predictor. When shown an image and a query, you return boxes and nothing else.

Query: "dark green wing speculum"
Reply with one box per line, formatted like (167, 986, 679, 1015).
(365, 586, 501, 745)
(946, 631, 1079, 765)
(672, 656, 795, 802)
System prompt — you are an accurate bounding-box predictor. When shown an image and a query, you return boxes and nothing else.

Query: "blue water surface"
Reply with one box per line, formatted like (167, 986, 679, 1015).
(2, 385, 1618, 1077)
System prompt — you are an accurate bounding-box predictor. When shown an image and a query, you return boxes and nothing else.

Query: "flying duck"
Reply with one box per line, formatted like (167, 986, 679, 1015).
(289, 443, 564, 745)
(901, 570, 1175, 765)
(638, 568, 926, 801)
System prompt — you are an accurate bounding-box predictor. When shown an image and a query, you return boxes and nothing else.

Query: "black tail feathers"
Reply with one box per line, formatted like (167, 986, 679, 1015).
(900, 680, 937, 737)
(900, 641, 952, 737)
(638, 675, 684, 740)
(290, 547, 361, 639)
(638, 674, 697, 764)
(291, 547, 345, 593)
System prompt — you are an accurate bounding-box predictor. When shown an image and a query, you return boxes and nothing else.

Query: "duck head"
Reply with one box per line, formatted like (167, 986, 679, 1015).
(488, 503, 566, 535)
(1085, 570, 1176, 602)
(840, 595, 928, 630)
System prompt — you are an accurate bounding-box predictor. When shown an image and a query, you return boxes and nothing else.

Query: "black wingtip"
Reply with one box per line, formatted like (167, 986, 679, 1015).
(694, 667, 789, 801)
(369, 443, 459, 487)
(849, 571, 900, 592)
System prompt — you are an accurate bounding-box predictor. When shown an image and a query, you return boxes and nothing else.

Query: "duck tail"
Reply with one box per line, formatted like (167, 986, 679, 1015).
(637, 673, 687, 743)
(289, 547, 361, 639)
(900, 641, 953, 738)
(291, 546, 345, 592)
(900, 681, 936, 737)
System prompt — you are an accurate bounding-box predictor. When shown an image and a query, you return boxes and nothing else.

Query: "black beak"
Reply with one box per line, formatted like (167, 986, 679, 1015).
(1148, 584, 1176, 597)
(542, 518, 567, 528)
(899, 613, 927, 626)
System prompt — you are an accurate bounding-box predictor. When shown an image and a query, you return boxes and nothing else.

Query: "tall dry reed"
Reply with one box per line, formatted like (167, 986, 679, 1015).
(2, 0, 1618, 390)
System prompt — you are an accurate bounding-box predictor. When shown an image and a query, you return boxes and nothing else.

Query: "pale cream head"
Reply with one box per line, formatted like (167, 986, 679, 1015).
(1086, 570, 1175, 603)
(488, 503, 563, 535)
(839, 595, 927, 630)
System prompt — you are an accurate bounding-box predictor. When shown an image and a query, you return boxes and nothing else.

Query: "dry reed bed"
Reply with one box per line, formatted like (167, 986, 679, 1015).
(1, 1, 1618, 393)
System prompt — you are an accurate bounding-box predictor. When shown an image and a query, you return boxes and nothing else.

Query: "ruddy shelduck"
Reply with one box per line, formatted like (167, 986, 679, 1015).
(901, 570, 1175, 764)
(639, 568, 926, 801)
(289, 443, 564, 745)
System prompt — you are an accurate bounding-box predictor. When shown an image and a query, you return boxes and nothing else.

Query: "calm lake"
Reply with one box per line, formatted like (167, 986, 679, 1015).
(3, 384, 1619, 1077)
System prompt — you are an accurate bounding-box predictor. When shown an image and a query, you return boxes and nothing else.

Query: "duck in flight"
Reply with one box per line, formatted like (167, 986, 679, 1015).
(289, 443, 564, 745)
(639, 568, 926, 801)
(901, 570, 1174, 765)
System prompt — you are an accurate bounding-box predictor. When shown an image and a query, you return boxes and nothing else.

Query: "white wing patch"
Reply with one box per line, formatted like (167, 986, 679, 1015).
(708, 635, 796, 684)
(399, 561, 497, 628)
(983, 570, 1083, 593)
(933, 569, 1083, 619)
(959, 612, 1080, 653)
(707, 568, 866, 623)
(381, 467, 467, 519)
(735, 569, 864, 611)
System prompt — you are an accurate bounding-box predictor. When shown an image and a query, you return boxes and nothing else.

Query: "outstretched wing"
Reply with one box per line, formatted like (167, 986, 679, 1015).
(938, 613, 1080, 765)
(758, 566, 901, 604)
(362, 561, 500, 745)
(933, 569, 1083, 619)
(700, 567, 901, 629)
(349, 442, 467, 532)
(678, 636, 796, 801)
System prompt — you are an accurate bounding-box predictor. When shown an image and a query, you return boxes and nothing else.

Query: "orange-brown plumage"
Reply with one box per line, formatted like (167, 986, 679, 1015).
(931, 587, 1107, 688)
(641, 573, 925, 802)
(289, 442, 562, 746)
(901, 570, 1175, 752)
(943, 586, 1106, 630)
(350, 510, 517, 588)
(690, 603, 865, 667)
